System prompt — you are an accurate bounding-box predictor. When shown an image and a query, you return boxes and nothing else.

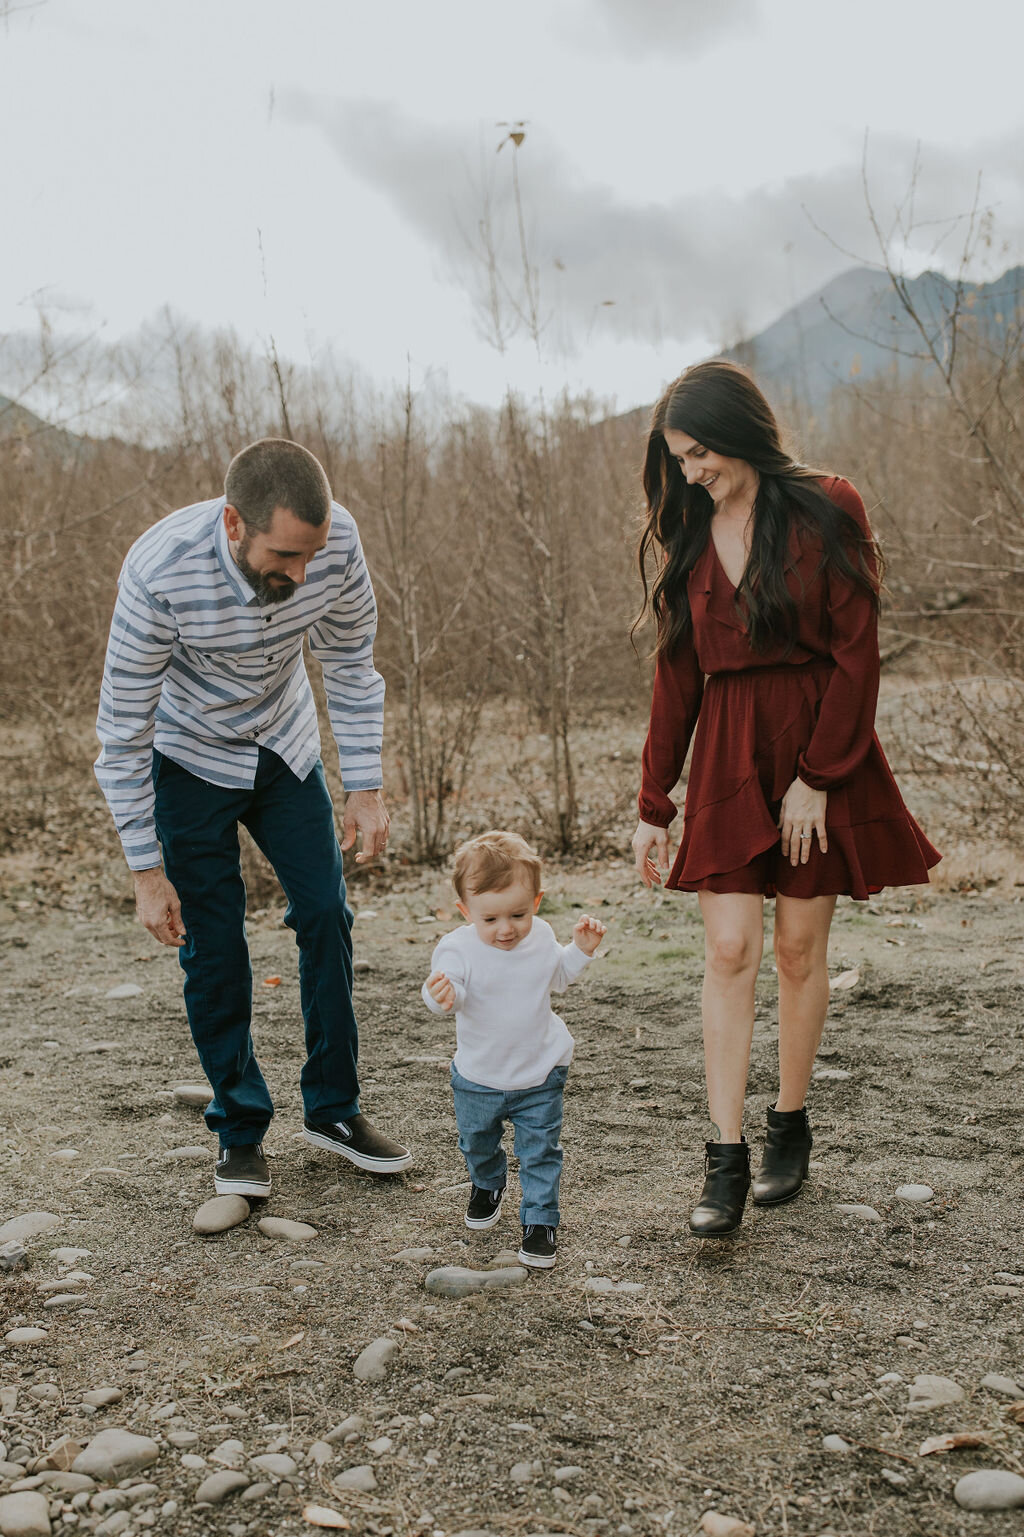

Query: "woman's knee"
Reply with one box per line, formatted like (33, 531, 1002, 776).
(774, 930, 823, 983)
(705, 929, 760, 977)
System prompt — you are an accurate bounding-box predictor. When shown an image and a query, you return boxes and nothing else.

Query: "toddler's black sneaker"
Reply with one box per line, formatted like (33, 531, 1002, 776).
(518, 1223, 557, 1268)
(465, 1184, 505, 1230)
(214, 1142, 271, 1198)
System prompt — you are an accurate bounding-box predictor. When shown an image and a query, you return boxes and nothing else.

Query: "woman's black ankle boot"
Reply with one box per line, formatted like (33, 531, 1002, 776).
(751, 1104, 812, 1206)
(688, 1138, 751, 1237)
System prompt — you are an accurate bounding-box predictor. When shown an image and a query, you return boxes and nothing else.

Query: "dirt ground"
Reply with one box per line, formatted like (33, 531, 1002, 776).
(2, 850, 1024, 1537)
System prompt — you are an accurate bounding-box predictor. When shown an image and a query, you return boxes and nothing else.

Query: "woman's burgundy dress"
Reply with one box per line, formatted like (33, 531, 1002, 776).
(638, 476, 940, 899)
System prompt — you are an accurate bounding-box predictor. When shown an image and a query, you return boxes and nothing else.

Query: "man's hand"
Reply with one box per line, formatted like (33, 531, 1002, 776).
(133, 866, 186, 947)
(632, 820, 671, 888)
(572, 914, 607, 957)
(341, 789, 390, 865)
(426, 970, 457, 1012)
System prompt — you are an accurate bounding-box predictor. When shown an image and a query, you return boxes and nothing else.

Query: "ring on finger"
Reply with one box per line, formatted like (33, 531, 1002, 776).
(799, 832, 812, 841)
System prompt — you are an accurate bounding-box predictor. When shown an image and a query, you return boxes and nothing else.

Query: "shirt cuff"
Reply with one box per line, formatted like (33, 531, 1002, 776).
(563, 942, 593, 979)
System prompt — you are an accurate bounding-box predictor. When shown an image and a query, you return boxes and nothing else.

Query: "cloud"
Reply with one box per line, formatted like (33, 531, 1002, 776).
(587, 0, 758, 56)
(287, 95, 1024, 357)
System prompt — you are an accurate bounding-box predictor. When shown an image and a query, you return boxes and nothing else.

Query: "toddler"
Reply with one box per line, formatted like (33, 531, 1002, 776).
(422, 830, 605, 1268)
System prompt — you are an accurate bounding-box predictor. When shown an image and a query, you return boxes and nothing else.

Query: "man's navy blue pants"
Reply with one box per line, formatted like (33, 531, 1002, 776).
(153, 747, 359, 1147)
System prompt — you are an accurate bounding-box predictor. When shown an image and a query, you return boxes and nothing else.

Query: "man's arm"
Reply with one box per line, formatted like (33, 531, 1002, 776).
(308, 516, 388, 859)
(94, 564, 185, 944)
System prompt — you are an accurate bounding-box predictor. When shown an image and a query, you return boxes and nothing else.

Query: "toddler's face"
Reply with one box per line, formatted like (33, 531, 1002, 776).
(456, 877, 543, 950)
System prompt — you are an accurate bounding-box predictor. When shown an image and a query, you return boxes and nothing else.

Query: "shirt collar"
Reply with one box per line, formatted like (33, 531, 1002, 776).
(213, 498, 259, 605)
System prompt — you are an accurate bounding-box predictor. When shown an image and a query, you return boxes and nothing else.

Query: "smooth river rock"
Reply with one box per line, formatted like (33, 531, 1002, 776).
(257, 1217, 317, 1243)
(249, 1454, 297, 1478)
(353, 1338, 398, 1381)
(3, 1329, 48, 1346)
(173, 1085, 211, 1108)
(954, 1470, 1024, 1511)
(72, 1429, 160, 1481)
(0, 1242, 27, 1273)
(979, 1373, 1022, 1397)
(907, 1374, 964, 1413)
(194, 1471, 250, 1505)
(332, 1465, 377, 1493)
(0, 1491, 52, 1537)
(895, 1183, 934, 1202)
(193, 1196, 250, 1235)
(0, 1213, 60, 1246)
(424, 1265, 528, 1298)
(836, 1204, 883, 1222)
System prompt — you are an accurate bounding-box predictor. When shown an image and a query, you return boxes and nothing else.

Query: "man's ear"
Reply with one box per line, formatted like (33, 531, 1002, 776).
(455, 900, 469, 920)
(224, 503, 245, 544)
(533, 890, 544, 912)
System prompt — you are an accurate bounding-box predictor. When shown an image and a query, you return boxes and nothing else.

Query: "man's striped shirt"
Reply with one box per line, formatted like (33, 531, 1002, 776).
(95, 496, 385, 870)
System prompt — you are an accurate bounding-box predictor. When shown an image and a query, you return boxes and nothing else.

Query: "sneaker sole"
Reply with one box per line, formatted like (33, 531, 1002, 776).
(214, 1175, 271, 1198)
(465, 1200, 504, 1231)
(301, 1125, 412, 1173)
(517, 1248, 557, 1269)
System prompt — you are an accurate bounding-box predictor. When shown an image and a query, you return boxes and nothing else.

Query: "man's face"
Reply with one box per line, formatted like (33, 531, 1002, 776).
(224, 504, 330, 604)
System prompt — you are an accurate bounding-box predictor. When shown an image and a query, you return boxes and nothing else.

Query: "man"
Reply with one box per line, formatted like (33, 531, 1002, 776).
(95, 437, 411, 1198)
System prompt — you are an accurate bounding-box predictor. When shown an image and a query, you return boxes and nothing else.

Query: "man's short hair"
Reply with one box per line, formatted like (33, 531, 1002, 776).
(224, 439, 332, 533)
(453, 830, 543, 902)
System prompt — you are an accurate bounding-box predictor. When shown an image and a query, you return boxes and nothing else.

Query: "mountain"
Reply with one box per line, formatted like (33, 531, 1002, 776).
(725, 264, 1023, 413)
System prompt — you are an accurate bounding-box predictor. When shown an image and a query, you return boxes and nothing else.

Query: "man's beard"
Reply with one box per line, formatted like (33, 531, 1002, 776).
(236, 536, 297, 605)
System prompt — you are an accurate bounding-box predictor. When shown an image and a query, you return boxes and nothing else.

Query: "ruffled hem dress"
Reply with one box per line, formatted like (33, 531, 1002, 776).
(637, 476, 941, 900)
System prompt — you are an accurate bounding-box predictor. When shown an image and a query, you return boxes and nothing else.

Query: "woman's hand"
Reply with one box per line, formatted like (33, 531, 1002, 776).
(632, 820, 671, 888)
(779, 778, 828, 865)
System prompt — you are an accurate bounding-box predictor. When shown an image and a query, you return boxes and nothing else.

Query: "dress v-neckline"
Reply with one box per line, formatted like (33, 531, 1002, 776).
(709, 527, 748, 595)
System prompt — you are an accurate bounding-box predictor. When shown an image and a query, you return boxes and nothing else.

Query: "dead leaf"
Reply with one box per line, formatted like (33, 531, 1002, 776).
(277, 1331, 305, 1351)
(700, 1513, 755, 1537)
(263, 975, 282, 987)
(434, 908, 452, 921)
(829, 969, 860, 991)
(303, 1507, 352, 1530)
(919, 1431, 993, 1456)
(1005, 1401, 1024, 1424)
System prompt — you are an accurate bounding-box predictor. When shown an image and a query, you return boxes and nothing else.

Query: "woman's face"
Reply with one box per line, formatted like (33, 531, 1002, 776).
(662, 428, 758, 509)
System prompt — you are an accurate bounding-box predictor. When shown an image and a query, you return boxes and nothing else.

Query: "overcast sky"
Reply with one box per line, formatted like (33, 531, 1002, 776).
(2, 0, 1023, 416)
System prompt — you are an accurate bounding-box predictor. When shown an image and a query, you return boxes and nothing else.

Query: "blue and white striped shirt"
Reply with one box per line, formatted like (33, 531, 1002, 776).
(95, 496, 385, 871)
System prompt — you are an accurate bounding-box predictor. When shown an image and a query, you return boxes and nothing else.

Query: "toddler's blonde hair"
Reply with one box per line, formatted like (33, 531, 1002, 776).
(452, 830, 543, 902)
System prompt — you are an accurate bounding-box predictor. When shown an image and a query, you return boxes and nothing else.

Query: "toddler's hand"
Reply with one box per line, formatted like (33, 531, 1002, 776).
(426, 970, 456, 1011)
(573, 914, 607, 957)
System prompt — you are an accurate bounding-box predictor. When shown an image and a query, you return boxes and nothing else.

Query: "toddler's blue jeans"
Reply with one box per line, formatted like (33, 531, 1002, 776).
(153, 747, 360, 1146)
(450, 1062, 567, 1227)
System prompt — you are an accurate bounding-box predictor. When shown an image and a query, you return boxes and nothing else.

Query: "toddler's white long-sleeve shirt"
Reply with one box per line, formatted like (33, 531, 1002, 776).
(421, 918, 591, 1090)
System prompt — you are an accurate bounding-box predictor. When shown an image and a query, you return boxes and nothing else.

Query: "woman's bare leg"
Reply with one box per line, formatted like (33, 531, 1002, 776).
(698, 891, 765, 1142)
(772, 893, 837, 1109)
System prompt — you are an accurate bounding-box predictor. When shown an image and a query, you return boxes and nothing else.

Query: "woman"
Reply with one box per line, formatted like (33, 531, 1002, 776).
(631, 360, 939, 1238)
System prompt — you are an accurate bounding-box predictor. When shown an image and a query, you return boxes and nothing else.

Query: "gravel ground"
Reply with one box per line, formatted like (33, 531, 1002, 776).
(2, 861, 1023, 1537)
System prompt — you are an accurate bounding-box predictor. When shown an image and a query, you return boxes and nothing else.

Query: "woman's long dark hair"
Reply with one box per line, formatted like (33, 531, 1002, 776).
(636, 360, 882, 658)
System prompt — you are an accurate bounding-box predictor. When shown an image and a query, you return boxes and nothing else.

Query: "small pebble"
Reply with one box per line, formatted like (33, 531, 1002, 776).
(173, 1085, 212, 1107)
(584, 1277, 643, 1295)
(249, 1454, 297, 1478)
(50, 1249, 91, 1265)
(257, 1217, 317, 1243)
(895, 1183, 933, 1202)
(193, 1196, 250, 1235)
(822, 1435, 854, 1454)
(353, 1339, 398, 1382)
(181, 1455, 207, 1471)
(509, 1461, 541, 1484)
(105, 983, 143, 999)
(332, 1466, 377, 1493)
(4, 1329, 48, 1346)
(49, 1150, 79, 1163)
(392, 1248, 434, 1263)
(554, 1465, 584, 1483)
(0, 1213, 60, 1245)
(365, 1437, 393, 1456)
(954, 1470, 1024, 1511)
(980, 1373, 1023, 1397)
(324, 1416, 365, 1443)
(209, 1440, 245, 1468)
(836, 1204, 882, 1221)
(72, 1430, 160, 1481)
(194, 1471, 250, 1505)
(907, 1374, 964, 1413)
(0, 1242, 28, 1273)
(424, 1265, 527, 1298)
